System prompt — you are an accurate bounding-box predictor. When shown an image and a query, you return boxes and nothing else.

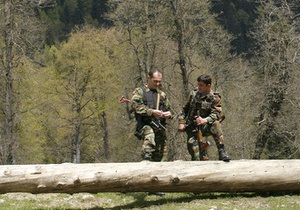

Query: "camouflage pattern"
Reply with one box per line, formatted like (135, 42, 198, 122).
(185, 121, 224, 160)
(141, 125, 167, 162)
(179, 89, 225, 161)
(131, 85, 171, 162)
(179, 89, 223, 125)
(131, 85, 171, 116)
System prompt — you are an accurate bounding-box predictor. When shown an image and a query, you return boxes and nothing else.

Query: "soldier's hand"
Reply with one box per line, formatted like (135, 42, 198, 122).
(178, 124, 185, 132)
(152, 110, 163, 118)
(162, 111, 171, 119)
(196, 116, 207, 125)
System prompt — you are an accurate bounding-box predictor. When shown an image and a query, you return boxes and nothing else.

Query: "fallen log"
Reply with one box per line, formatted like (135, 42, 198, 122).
(0, 160, 299, 194)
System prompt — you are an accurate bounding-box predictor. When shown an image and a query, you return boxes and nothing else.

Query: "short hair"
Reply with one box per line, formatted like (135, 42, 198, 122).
(148, 69, 162, 78)
(197, 74, 211, 85)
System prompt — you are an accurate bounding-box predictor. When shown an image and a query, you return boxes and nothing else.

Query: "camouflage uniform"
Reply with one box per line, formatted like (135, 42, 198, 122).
(131, 85, 172, 162)
(178, 89, 229, 161)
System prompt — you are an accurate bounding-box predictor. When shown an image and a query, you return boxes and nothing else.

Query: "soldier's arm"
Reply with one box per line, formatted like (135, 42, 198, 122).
(160, 91, 173, 119)
(207, 93, 223, 123)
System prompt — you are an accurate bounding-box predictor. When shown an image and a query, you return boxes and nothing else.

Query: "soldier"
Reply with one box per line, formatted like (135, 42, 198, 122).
(131, 69, 172, 162)
(178, 74, 230, 162)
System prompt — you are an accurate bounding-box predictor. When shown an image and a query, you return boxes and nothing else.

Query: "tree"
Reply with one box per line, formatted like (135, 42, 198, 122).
(0, 0, 44, 164)
(34, 27, 132, 163)
(251, 0, 300, 159)
(211, 0, 259, 55)
(52, 27, 107, 163)
(37, 0, 112, 45)
(0, 0, 15, 164)
(108, 0, 170, 84)
(165, 0, 233, 99)
(107, 0, 236, 161)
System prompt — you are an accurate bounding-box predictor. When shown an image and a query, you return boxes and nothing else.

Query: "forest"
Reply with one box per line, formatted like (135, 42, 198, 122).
(0, 0, 299, 164)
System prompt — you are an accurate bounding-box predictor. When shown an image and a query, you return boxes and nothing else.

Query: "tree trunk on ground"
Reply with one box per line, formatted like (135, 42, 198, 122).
(0, 160, 299, 194)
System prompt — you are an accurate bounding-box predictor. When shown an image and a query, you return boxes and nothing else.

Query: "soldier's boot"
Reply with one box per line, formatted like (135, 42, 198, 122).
(142, 153, 151, 161)
(217, 144, 230, 162)
(200, 150, 209, 161)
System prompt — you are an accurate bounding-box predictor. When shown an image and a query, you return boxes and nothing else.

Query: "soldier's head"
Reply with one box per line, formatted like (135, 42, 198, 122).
(197, 74, 211, 94)
(147, 69, 162, 90)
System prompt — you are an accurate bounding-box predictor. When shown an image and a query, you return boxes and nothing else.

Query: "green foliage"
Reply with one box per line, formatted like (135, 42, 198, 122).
(31, 26, 133, 163)
(210, 0, 259, 55)
(1, 0, 299, 163)
(13, 57, 48, 164)
(37, 0, 111, 45)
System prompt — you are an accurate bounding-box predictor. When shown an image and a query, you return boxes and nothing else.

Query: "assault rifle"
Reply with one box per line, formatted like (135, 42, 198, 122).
(119, 94, 167, 140)
(150, 92, 168, 130)
(196, 110, 210, 161)
(150, 119, 166, 130)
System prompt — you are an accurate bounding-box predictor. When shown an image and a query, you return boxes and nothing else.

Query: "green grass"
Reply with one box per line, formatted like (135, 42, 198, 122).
(0, 192, 299, 209)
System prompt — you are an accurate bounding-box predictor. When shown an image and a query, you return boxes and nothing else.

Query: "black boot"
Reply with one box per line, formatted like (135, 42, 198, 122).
(142, 153, 151, 161)
(218, 144, 230, 162)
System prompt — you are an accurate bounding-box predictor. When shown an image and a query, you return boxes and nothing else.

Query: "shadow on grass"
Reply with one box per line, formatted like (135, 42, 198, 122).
(86, 191, 300, 210)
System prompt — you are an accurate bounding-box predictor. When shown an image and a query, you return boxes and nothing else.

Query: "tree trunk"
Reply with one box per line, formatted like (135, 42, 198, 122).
(253, 116, 272, 159)
(73, 118, 82, 164)
(3, 0, 15, 164)
(101, 111, 109, 160)
(0, 160, 299, 194)
(170, 1, 190, 99)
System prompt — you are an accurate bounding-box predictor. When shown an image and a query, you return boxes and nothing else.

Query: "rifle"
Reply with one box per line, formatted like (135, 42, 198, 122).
(119, 93, 167, 140)
(196, 110, 209, 161)
(150, 119, 166, 130)
(150, 92, 167, 130)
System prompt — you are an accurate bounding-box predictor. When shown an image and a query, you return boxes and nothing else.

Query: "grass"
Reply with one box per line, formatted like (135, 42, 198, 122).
(0, 192, 299, 209)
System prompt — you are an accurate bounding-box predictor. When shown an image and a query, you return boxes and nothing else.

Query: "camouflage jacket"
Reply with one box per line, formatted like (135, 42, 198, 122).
(131, 85, 172, 121)
(178, 89, 223, 127)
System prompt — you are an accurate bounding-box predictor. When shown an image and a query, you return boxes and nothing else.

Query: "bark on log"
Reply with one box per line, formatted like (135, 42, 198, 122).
(0, 160, 299, 194)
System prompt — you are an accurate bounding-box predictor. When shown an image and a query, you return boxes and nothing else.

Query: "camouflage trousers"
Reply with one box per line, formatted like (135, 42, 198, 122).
(141, 125, 167, 162)
(186, 121, 224, 161)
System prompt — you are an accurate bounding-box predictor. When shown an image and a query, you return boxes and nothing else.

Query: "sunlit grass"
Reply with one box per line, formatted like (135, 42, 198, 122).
(0, 192, 299, 209)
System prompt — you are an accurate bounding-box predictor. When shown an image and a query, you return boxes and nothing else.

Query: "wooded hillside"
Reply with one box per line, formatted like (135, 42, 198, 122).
(0, 0, 299, 164)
